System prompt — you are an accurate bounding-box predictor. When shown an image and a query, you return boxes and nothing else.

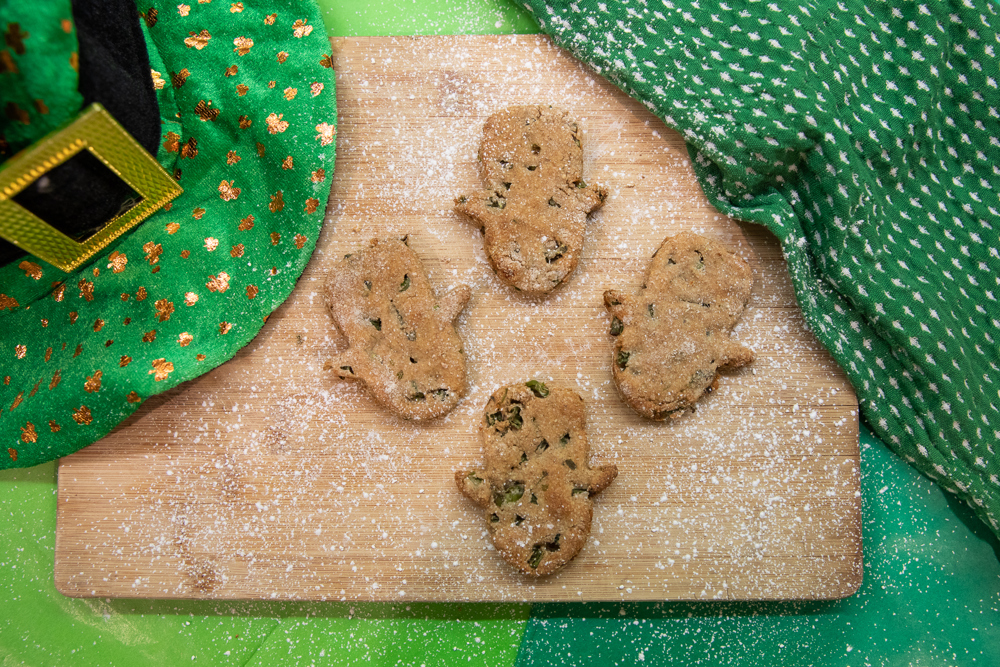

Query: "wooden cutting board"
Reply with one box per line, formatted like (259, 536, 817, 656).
(55, 36, 861, 602)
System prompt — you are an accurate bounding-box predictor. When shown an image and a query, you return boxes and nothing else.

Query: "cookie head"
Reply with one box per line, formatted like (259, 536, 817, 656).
(455, 382, 617, 576)
(605, 232, 755, 420)
(324, 237, 471, 420)
(456, 105, 607, 295)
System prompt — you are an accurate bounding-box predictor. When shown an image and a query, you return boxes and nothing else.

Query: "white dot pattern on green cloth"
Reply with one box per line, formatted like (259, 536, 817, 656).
(521, 0, 1000, 535)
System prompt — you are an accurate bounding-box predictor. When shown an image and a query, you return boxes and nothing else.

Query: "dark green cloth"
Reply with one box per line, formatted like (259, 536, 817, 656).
(520, 0, 1000, 538)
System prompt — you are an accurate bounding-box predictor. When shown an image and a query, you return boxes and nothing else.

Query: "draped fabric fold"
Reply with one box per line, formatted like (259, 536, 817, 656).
(520, 0, 1000, 536)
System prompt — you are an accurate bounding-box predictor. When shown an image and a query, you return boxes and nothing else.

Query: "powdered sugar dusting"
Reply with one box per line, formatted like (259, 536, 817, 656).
(55, 36, 860, 602)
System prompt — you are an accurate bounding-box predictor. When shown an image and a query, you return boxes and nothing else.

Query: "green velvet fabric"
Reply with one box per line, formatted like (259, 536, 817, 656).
(0, 0, 337, 469)
(520, 0, 1000, 539)
(0, 0, 82, 159)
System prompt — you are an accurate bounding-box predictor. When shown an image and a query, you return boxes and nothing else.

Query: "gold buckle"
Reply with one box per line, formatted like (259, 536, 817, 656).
(0, 103, 181, 272)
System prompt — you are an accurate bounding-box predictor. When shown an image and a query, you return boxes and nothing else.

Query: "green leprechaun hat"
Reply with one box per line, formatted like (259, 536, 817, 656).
(0, 0, 336, 468)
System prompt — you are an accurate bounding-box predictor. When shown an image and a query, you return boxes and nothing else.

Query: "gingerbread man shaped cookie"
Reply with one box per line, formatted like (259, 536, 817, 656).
(456, 382, 617, 576)
(456, 105, 607, 295)
(325, 237, 471, 420)
(604, 232, 755, 420)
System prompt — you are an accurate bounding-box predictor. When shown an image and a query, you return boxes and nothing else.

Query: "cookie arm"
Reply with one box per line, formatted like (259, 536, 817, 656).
(437, 284, 472, 323)
(455, 191, 494, 227)
(586, 464, 618, 497)
(718, 341, 755, 370)
(455, 469, 492, 507)
(603, 289, 631, 318)
(577, 182, 608, 213)
(327, 351, 358, 379)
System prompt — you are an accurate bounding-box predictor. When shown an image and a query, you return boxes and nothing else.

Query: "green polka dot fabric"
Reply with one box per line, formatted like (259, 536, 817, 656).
(520, 0, 1000, 536)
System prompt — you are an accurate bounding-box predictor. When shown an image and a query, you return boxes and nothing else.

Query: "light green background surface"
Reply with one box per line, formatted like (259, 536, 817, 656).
(1, 466, 527, 665)
(320, 0, 537, 35)
(2, 1, 998, 665)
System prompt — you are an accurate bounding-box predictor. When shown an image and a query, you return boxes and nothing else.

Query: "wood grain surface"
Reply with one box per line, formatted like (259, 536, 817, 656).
(55, 36, 862, 602)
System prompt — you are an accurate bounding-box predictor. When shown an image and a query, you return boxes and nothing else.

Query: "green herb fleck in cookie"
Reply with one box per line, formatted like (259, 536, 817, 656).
(526, 380, 549, 398)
